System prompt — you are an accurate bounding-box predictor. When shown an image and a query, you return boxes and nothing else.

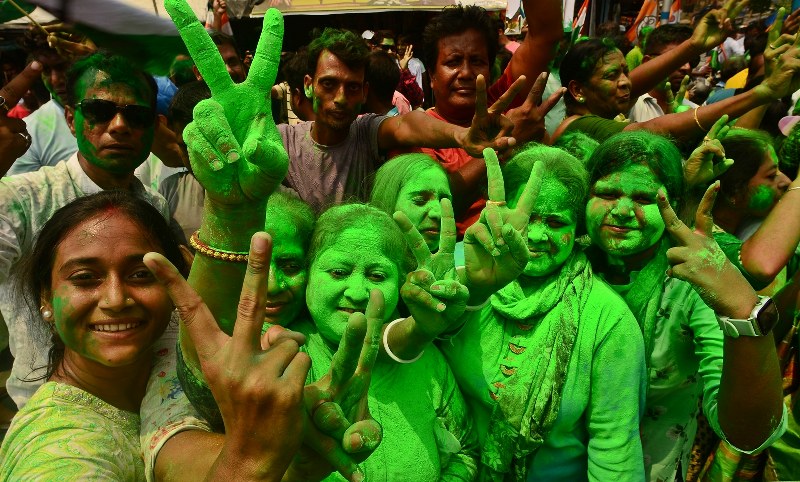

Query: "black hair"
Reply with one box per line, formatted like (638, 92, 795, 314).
(307, 28, 370, 75)
(366, 51, 401, 103)
(209, 29, 242, 59)
(422, 5, 498, 71)
(644, 24, 693, 56)
(167, 80, 212, 127)
(16, 190, 188, 381)
(65, 51, 158, 110)
(718, 129, 775, 201)
(282, 48, 311, 91)
(559, 38, 619, 108)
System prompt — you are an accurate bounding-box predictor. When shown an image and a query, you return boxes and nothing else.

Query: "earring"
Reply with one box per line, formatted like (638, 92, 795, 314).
(40, 306, 52, 320)
(125, 297, 134, 306)
(577, 97, 585, 103)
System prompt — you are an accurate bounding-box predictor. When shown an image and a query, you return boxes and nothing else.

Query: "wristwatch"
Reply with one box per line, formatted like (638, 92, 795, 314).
(716, 296, 779, 338)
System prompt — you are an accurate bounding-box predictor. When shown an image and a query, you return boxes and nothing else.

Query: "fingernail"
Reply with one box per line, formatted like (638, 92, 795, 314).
(210, 157, 224, 171)
(492, 248, 501, 257)
(349, 433, 363, 450)
(436, 302, 446, 312)
(252, 234, 268, 254)
(431, 284, 443, 292)
(496, 237, 505, 247)
(352, 468, 365, 482)
(31, 61, 42, 71)
(226, 150, 240, 162)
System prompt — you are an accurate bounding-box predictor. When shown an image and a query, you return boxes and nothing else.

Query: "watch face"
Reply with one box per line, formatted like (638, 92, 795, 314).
(756, 298, 779, 335)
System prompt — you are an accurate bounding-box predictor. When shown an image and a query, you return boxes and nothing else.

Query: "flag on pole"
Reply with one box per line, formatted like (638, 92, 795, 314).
(626, 0, 659, 43)
(572, 0, 590, 35)
(669, 0, 682, 23)
(25, 0, 188, 76)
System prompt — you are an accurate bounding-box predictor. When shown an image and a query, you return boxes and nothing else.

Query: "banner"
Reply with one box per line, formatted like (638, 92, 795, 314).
(668, 0, 681, 23)
(625, 0, 658, 43)
(251, 0, 507, 15)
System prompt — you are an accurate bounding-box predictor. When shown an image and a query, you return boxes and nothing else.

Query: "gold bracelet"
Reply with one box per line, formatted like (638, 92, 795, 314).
(693, 106, 708, 132)
(786, 186, 800, 194)
(189, 231, 249, 263)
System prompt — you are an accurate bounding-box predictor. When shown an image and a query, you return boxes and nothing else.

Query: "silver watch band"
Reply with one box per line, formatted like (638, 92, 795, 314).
(717, 316, 760, 338)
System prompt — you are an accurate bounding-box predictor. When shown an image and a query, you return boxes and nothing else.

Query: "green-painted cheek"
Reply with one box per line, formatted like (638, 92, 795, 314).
(748, 185, 775, 211)
(312, 94, 321, 114)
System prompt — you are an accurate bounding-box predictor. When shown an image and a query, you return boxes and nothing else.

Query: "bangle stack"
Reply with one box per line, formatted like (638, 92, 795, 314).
(189, 231, 249, 263)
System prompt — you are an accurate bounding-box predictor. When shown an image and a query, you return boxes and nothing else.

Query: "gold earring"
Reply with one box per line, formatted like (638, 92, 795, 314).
(40, 306, 52, 320)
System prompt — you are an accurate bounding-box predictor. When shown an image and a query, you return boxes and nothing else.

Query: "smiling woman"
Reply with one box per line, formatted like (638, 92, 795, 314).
(0, 191, 186, 479)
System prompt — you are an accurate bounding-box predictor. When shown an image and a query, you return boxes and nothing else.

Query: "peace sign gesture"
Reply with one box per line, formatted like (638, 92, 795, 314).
(463, 148, 543, 302)
(394, 199, 470, 339)
(303, 289, 385, 481)
(165, 1, 288, 206)
(684, 114, 734, 189)
(658, 182, 755, 317)
(144, 233, 309, 478)
(690, 0, 747, 52)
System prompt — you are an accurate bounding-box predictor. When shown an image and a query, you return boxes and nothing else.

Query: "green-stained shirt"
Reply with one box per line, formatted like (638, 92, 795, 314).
(0, 381, 144, 481)
(607, 276, 788, 482)
(442, 279, 646, 481)
(294, 320, 479, 482)
(563, 115, 628, 143)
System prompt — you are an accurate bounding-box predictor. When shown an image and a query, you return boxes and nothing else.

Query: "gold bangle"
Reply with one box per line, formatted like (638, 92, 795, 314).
(785, 186, 800, 194)
(189, 231, 249, 263)
(693, 107, 708, 132)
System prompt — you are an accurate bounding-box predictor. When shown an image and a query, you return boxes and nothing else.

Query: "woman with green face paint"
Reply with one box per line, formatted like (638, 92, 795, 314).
(296, 203, 478, 481)
(0, 191, 187, 479)
(370, 153, 452, 253)
(385, 144, 647, 481)
(584, 130, 786, 482)
(711, 129, 800, 295)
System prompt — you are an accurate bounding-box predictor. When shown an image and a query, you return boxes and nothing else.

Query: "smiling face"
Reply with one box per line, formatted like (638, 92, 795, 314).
(741, 147, 790, 217)
(393, 167, 452, 252)
(66, 70, 155, 177)
(586, 164, 666, 260)
(305, 50, 367, 132)
(264, 217, 308, 327)
(430, 29, 491, 122)
(44, 211, 172, 370)
(510, 178, 577, 278)
(306, 228, 399, 344)
(575, 50, 632, 118)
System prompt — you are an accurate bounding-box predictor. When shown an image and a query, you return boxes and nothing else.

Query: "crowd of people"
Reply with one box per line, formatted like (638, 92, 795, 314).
(0, 0, 798, 480)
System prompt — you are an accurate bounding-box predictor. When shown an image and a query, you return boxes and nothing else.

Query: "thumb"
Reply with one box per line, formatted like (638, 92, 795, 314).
(0, 61, 43, 113)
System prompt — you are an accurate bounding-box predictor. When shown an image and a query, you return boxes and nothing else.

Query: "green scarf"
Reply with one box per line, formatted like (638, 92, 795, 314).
(481, 251, 592, 481)
(616, 239, 670, 366)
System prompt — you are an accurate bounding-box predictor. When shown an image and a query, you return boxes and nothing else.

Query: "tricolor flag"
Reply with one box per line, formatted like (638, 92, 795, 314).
(572, 0, 589, 36)
(626, 0, 659, 43)
(669, 0, 682, 23)
(21, 0, 189, 75)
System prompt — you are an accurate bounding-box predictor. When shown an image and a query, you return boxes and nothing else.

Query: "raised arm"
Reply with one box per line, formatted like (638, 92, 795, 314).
(508, 0, 562, 90)
(628, 0, 746, 99)
(658, 183, 785, 450)
(0, 61, 42, 176)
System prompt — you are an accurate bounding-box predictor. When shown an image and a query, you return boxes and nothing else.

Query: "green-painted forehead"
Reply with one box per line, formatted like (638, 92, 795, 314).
(74, 69, 151, 104)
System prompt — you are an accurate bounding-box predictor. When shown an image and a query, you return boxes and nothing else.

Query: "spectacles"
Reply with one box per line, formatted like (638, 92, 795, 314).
(77, 99, 155, 129)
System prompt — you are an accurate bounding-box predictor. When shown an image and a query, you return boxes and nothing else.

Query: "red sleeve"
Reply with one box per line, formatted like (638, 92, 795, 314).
(486, 63, 524, 113)
(396, 68, 424, 109)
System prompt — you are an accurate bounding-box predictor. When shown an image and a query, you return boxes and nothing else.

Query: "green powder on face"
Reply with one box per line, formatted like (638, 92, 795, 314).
(748, 185, 775, 211)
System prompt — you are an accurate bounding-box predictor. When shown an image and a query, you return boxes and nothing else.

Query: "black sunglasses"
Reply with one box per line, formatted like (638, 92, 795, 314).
(77, 99, 155, 129)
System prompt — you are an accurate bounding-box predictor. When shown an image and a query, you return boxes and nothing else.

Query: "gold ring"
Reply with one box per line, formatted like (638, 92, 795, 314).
(770, 43, 777, 49)
(486, 200, 507, 207)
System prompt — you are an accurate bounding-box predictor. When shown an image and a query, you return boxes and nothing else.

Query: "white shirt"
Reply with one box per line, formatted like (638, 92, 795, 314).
(0, 154, 170, 407)
(628, 93, 665, 123)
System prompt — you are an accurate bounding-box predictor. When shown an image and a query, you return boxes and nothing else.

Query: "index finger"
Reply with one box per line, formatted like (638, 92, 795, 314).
(727, 0, 747, 19)
(483, 147, 505, 202)
(656, 188, 692, 245)
(487, 75, 527, 114)
(232, 232, 275, 351)
(246, 9, 284, 88)
(770, 7, 786, 45)
(329, 314, 367, 388)
(355, 289, 385, 375)
(695, 181, 720, 236)
(474, 74, 488, 119)
(143, 252, 229, 361)
(524, 72, 548, 108)
(165, 0, 234, 96)
(0, 61, 43, 113)
(438, 198, 457, 255)
(707, 114, 729, 140)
